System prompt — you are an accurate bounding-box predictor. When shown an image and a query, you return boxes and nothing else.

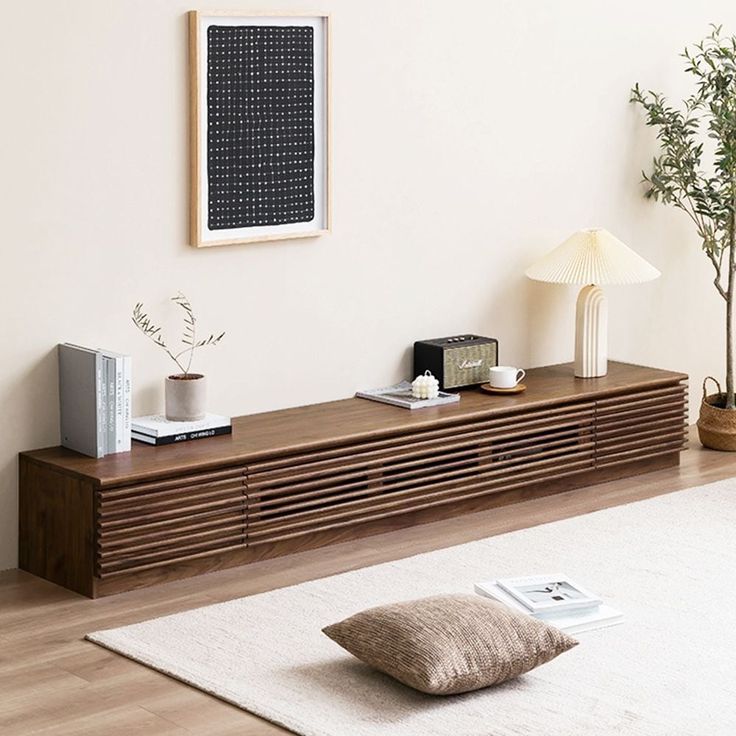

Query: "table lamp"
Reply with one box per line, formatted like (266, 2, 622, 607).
(525, 228, 660, 378)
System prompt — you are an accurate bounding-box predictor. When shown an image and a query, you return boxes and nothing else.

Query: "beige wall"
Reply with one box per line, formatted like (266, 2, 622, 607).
(2, 0, 734, 570)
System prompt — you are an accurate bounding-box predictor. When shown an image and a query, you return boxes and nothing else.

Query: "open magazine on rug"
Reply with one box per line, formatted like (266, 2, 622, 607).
(475, 575, 623, 634)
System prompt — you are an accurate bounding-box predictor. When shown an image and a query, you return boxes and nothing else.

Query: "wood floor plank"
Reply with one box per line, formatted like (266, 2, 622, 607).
(0, 686, 183, 735)
(0, 428, 734, 735)
(28, 704, 188, 736)
(0, 662, 89, 703)
(140, 689, 291, 735)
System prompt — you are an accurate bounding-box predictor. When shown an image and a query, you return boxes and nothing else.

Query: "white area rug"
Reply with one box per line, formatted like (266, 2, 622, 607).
(88, 481, 736, 736)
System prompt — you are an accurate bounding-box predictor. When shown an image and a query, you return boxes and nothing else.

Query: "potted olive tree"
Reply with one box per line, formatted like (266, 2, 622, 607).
(631, 25, 736, 450)
(132, 293, 225, 422)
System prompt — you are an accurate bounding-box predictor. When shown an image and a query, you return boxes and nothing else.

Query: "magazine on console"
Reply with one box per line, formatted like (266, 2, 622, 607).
(356, 381, 460, 410)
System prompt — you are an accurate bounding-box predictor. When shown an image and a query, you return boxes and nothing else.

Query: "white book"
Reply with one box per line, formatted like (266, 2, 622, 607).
(113, 356, 124, 452)
(132, 413, 231, 438)
(475, 579, 623, 635)
(132, 425, 232, 446)
(99, 350, 132, 453)
(121, 356, 132, 452)
(356, 381, 460, 410)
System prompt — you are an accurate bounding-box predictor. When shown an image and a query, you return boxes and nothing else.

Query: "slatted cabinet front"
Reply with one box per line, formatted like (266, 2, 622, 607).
(97, 467, 248, 578)
(95, 383, 686, 580)
(595, 385, 688, 467)
(245, 401, 597, 548)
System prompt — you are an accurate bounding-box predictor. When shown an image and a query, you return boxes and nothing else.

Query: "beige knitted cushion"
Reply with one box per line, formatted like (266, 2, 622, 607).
(322, 594, 578, 695)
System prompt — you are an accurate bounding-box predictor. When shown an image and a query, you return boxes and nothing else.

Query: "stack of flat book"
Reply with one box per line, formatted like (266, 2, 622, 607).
(59, 343, 132, 458)
(475, 573, 623, 634)
(132, 413, 232, 446)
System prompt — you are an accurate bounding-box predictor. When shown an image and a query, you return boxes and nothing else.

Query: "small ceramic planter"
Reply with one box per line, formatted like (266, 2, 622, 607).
(165, 374, 206, 421)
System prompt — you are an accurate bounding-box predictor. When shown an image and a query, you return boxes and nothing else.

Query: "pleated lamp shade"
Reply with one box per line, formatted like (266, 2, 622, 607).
(525, 228, 660, 285)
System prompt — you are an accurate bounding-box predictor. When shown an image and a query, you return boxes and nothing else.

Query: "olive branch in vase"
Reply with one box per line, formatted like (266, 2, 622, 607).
(132, 293, 225, 377)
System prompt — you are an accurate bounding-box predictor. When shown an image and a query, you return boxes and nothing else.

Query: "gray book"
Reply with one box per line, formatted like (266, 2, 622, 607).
(102, 355, 115, 456)
(58, 343, 105, 458)
(98, 349, 132, 453)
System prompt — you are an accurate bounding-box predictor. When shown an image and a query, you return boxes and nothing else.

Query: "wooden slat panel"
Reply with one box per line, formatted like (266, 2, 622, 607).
(250, 430, 593, 502)
(99, 516, 246, 553)
(242, 399, 598, 548)
(596, 388, 685, 410)
(249, 420, 592, 484)
(250, 446, 480, 496)
(599, 398, 688, 419)
(99, 524, 246, 571)
(99, 540, 251, 578)
(596, 415, 687, 438)
(595, 383, 687, 408)
(98, 483, 246, 521)
(596, 439, 687, 468)
(247, 403, 596, 475)
(595, 417, 687, 441)
(99, 466, 246, 500)
(596, 427, 687, 453)
(99, 530, 248, 571)
(247, 463, 597, 547)
(99, 475, 247, 511)
(595, 403, 686, 428)
(244, 385, 685, 547)
(248, 442, 596, 519)
(98, 526, 245, 573)
(99, 495, 246, 530)
(99, 504, 244, 539)
(596, 419, 686, 446)
(248, 412, 595, 488)
(597, 396, 686, 415)
(247, 453, 596, 539)
(597, 409, 687, 429)
(248, 437, 676, 545)
(96, 468, 247, 577)
(596, 431, 687, 458)
(593, 384, 686, 471)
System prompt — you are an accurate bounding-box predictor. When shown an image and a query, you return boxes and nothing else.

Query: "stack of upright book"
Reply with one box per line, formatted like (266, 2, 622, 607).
(58, 343, 132, 458)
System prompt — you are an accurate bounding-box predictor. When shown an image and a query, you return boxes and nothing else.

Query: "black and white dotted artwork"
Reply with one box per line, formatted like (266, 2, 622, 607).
(206, 25, 315, 230)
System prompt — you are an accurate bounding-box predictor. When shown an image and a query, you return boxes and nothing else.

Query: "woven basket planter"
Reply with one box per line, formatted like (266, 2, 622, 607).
(697, 377, 736, 451)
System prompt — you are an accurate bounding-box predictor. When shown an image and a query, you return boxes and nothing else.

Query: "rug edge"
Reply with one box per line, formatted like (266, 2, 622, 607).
(85, 632, 327, 736)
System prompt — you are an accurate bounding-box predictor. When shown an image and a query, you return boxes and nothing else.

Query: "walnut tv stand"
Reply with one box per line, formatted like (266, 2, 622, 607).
(19, 361, 688, 598)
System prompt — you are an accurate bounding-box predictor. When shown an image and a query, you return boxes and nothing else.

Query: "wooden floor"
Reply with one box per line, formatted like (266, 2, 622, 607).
(2, 426, 735, 736)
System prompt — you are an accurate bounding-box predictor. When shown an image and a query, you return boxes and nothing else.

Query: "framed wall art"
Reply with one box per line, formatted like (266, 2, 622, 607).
(189, 11, 330, 247)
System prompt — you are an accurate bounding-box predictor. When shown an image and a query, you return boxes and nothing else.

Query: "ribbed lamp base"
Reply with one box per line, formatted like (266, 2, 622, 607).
(575, 285, 607, 378)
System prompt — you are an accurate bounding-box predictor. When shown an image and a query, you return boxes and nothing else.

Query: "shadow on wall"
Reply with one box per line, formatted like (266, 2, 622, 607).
(397, 344, 413, 382)
(0, 346, 59, 570)
(136, 379, 163, 418)
(480, 272, 572, 370)
(521, 278, 573, 367)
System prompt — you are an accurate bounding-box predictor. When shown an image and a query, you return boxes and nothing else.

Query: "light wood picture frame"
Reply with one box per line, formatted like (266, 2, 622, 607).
(189, 11, 331, 247)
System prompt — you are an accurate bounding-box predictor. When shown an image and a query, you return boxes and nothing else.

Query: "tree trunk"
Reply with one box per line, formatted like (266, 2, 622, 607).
(729, 199, 736, 410)
(728, 290, 734, 409)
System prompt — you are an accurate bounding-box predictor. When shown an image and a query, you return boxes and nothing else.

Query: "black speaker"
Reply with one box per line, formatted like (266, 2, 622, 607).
(413, 335, 499, 389)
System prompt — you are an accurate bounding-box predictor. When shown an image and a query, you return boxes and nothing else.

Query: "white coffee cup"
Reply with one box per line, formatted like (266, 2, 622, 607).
(489, 366, 525, 389)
